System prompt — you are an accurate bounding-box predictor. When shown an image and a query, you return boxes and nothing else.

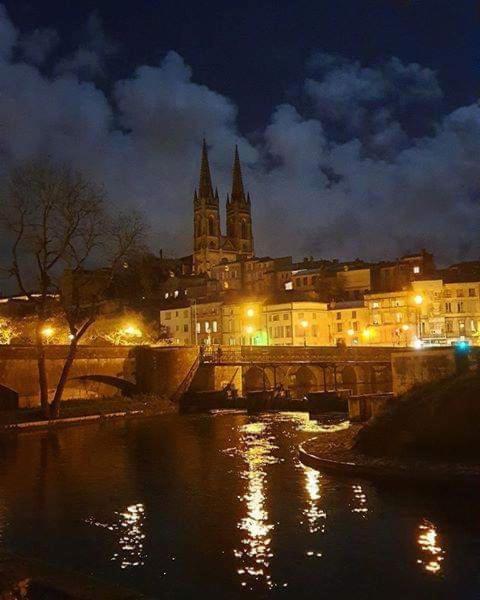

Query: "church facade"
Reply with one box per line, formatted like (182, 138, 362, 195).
(193, 140, 254, 274)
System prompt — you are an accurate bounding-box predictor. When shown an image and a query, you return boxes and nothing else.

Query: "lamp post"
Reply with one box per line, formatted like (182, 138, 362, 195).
(300, 320, 308, 348)
(413, 294, 423, 346)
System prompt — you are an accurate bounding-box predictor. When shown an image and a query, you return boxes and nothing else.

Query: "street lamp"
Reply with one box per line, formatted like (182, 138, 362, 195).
(300, 319, 308, 347)
(413, 294, 424, 344)
(246, 307, 255, 318)
(362, 327, 372, 345)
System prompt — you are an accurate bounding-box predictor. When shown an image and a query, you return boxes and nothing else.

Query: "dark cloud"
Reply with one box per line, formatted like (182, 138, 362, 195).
(54, 12, 117, 78)
(18, 27, 59, 66)
(0, 5, 478, 267)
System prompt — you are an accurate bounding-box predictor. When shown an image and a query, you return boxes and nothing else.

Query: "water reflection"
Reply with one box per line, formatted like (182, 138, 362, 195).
(86, 503, 146, 569)
(303, 467, 326, 534)
(234, 421, 277, 590)
(351, 484, 368, 516)
(416, 519, 445, 574)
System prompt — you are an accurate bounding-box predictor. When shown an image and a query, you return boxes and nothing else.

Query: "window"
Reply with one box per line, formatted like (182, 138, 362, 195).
(445, 302, 452, 313)
(372, 301, 380, 309)
(446, 321, 453, 333)
(165, 312, 171, 320)
(273, 314, 279, 321)
(175, 325, 179, 331)
(352, 311, 357, 319)
(353, 321, 358, 332)
(204, 321, 210, 333)
(175, 311, 179, 317)
(312, 313, 317, 320)
(241, 220, 247, 239)
(469, 288, 476, 297)
(285, 325, 292, 337)
(212, 321, 218, 332)
(274, 326, 284, 338)
(457, 302, 464, 313)
(337, 323, 343, 333)
(283, 313, 289, 320)
(285, 281, 293, 290)
(183, 310, 189, 318)
(174, 290, 179, 298)
(164, 292, 169, 299)
(312, 324, 318, 336)
(303, 277, 308, 286)
(456, 289, 464, 298)
(183, 324, 189, 332)
(336, 312, 341, 320)
(413, 266, 420, 274)
(373, 313, 381, 325)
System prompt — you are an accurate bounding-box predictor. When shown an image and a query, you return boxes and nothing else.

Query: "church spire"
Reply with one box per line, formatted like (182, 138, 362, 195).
(198, 138, 215, 201)
(231, 145, 246, 203)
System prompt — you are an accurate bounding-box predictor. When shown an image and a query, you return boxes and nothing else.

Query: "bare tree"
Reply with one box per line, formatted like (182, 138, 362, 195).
(1, 159, 146, 418)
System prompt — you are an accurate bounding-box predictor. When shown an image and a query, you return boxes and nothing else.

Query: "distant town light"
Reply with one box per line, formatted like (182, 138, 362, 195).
(245, 325, 254, 334)
(246, 308, 255, 318)
(414, 295, 424, 305)
(402, 324, 410, 331)
(347, 328, 355, 336)
(300, 320, 309, 329)
(41, 326, 54, 338)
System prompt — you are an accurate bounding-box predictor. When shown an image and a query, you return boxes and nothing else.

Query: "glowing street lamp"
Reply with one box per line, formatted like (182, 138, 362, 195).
(362, 327, 372, 344)
(300, 320, 309, 347)
(246, 308, 255, 318)
(413, 295, 424, 341)
(41, 326, 54, 339)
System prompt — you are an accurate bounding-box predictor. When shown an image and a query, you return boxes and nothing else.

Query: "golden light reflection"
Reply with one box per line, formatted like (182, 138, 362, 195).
(416, 519, 445, 574)
(351, 484, 368, 516)
(303, 467, 326, 535)
(86, 502, 146, 569)
(234, 421, 279, 591)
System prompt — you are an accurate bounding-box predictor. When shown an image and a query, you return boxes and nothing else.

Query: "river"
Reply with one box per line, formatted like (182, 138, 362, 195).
(0, 412, 478, 599)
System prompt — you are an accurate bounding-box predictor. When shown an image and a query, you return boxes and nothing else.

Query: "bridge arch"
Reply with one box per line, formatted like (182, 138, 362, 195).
(341, 366, 358, 395)
(0, 384, 19, 409)
(244, 367, 271, 392)
(70, 375, 137, 397)
(289, 366, 317, 398)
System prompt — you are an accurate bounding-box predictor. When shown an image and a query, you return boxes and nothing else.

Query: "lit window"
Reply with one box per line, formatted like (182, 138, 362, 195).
(285, 281, 293, 290)
(372, 302, 379, 309)
(205, 321, 210, 333)
(165, 293, 169, 299)
(413, 266, 420, 274)
(174, 290, 179, 298)
(196, 322, 201, 333)
(212, 321, 218, 332)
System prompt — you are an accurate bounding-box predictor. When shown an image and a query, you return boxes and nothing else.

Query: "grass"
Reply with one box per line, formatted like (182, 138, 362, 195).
(355, 370, 480, 461)
(0, 395, 171, 426)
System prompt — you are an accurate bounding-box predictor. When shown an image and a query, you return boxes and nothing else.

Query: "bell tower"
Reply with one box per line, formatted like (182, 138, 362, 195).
(193, 139, 221, 273)
(226, 146, 254, 256)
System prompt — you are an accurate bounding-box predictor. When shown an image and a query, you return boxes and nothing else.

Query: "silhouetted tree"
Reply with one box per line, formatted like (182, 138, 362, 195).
(1, 159, 146, 418)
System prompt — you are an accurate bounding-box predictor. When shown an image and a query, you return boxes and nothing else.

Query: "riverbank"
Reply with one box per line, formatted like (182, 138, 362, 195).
(299, 425, 480, 485)
(0, 395, 176, 433)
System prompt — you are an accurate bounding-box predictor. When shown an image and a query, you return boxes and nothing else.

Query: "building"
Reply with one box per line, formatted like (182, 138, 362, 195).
(159, 304, 192, 345)
(264, 300, 330, 346)
(412, 280, 480, 346)
(327, 302, 370, 346)
(193, 141, 254, 274)
(363, 290, 419, 346)
(374, 250, 435, 293)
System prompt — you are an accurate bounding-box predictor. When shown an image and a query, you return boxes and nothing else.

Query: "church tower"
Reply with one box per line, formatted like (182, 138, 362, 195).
(193, 139, 221, 273)
(226, 146, 254, 257)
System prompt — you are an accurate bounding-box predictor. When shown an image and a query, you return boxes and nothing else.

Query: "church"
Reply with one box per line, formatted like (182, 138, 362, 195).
(193, 140, 254, 274)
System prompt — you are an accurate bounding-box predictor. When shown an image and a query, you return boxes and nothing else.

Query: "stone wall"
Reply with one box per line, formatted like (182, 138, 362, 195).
(391, 349, 456, 396)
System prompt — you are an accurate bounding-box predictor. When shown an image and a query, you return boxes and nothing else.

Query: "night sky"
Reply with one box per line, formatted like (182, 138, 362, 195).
(1, 1, 479, 264)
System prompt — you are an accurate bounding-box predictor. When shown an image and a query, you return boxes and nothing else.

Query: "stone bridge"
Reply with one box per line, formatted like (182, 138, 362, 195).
(135, 345, 407, 401)
(0, 345, 137, 408)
